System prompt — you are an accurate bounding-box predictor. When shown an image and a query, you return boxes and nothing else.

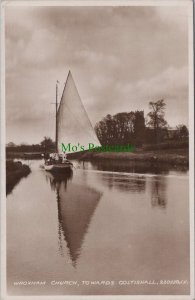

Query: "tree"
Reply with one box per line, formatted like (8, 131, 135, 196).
(95, 111, 145, 146)
(133, 111, 145, 145)
(95, 114, 117, 145)
(147, 99, 167, 143)
(7, 142, 16, 147)
(40, 137, 55, 152)
(176, 124, 189, 139)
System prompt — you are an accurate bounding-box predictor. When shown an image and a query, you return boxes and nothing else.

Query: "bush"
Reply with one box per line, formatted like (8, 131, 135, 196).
(6, 160, 31, 195)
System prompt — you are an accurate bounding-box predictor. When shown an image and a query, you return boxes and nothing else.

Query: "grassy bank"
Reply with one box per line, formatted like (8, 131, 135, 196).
(78, 148, 189, 166)
(6, 160, 31, 195)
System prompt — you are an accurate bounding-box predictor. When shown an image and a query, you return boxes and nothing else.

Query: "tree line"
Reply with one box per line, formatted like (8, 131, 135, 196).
(6, 138, 55, 153)
(95, 99, 188, 146)
(7, 99, 188, 152)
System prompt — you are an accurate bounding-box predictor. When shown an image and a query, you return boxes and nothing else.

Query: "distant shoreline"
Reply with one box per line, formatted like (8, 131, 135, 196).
(6, 146, 188, 167)
(6, 152, 43, 160)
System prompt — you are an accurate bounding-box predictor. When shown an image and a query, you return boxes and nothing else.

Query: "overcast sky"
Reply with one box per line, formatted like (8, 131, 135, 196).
(5, 4, 189, 144)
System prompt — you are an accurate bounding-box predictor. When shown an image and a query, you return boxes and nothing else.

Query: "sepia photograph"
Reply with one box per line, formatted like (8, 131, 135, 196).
(1, 0, 194, 299)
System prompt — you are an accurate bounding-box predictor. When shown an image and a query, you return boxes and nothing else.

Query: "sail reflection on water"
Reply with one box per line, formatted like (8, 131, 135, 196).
(45, 171, 102, 267)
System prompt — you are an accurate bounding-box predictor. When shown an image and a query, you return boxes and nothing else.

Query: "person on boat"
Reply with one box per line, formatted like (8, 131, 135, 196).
(49, 152, 59, 164)
(62, 152, 67, 163)
(49, 153, 54, 164)
(42, 152, 49, 163)
(58, 153, 63, 163)
(54, 152, 60, 163)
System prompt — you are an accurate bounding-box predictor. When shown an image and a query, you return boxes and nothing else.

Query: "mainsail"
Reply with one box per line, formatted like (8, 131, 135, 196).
(57, 71, 100, 153)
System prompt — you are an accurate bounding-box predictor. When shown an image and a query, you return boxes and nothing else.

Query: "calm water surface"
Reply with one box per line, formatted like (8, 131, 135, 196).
(7, 160, 190, 295)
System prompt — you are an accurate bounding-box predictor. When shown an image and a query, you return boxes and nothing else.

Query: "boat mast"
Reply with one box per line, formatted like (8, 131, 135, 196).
(55, 81, 58, 153)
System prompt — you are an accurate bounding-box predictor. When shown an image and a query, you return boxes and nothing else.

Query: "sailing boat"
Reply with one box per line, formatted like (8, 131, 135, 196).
(44, 71, 100, 173)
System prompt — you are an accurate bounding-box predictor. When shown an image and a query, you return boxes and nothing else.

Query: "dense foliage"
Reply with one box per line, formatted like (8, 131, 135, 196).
(95, 111, 145, 146)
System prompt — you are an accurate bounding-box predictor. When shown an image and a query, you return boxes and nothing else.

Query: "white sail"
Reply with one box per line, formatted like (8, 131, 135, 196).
(57, 71, 100, 153)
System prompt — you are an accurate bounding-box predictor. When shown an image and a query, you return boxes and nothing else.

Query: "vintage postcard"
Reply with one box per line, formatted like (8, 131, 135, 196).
(1, 0, 194, 299)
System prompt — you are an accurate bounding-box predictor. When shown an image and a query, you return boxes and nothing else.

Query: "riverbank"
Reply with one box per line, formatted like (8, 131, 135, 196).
(6, 145, 189, 167)
(79, 148, 188, 166)
(6, 160, 31, 195)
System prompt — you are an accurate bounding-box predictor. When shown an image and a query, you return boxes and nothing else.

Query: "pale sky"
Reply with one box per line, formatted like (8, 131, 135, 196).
(5, 4, 189, 144)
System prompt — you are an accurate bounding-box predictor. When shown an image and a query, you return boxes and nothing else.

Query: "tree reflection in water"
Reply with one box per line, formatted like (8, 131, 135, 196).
(89, 159, 188, 175)
(97, 173, 146, 193)
(45, 170, 102, 267)
(151, 176, 167, 209)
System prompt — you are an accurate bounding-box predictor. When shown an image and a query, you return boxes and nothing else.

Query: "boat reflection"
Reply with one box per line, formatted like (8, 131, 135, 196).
(45, 171, 102, 267)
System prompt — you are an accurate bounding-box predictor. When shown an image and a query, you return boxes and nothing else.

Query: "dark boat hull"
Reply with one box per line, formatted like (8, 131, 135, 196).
(44, 161, 73, 173)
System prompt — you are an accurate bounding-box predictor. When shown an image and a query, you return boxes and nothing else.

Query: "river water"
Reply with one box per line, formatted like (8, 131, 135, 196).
(7, 159, 190, 296)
